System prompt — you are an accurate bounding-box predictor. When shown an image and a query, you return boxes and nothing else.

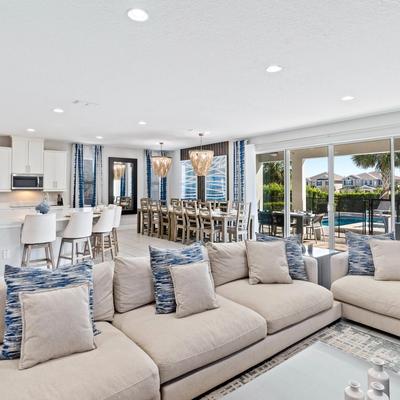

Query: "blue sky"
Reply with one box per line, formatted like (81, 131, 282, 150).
(303, 155, 370, 179)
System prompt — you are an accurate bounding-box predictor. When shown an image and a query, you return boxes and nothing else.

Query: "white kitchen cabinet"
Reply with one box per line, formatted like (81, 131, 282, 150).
(12, 137, 44, 174)
(43, 150, 67, 192)
(0, 147, 11, 192)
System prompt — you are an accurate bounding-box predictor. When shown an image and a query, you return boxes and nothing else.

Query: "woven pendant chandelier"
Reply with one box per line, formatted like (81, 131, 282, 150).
(151, 142, 172, 177)
(189, 133, 214, 176)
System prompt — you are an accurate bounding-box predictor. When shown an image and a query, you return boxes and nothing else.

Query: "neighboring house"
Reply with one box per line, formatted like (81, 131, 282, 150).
(341, 171, 400, 191)
(307, 172, 343, 191)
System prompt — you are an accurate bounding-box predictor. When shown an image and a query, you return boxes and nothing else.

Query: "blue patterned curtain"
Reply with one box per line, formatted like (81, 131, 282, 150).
(160, 176, 167, 202)
(233, 140, 247, 202)
(92, 145, 103, 206)
(120, 171, 126, 197)
(72, 143, 84, 208)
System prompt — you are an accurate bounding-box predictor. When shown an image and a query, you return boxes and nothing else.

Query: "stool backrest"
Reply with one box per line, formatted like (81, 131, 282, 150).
(93, 208, 115, 233)
(63, 211, 93, 239)
(113, 206, 123, 228)
(21, 213, 56, 244)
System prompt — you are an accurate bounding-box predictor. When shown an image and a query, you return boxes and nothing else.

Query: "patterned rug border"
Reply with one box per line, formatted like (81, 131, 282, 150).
(199, 320, 400, 399)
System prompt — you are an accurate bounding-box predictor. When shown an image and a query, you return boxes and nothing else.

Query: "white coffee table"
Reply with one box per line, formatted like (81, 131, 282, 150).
(223, 342, 400, 399)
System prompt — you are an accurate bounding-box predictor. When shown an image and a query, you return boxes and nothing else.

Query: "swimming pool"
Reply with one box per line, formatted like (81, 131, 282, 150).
(322, 215, 384, 226)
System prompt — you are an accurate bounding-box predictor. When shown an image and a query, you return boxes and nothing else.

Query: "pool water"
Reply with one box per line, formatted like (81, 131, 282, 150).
(322, 215, 384, 226)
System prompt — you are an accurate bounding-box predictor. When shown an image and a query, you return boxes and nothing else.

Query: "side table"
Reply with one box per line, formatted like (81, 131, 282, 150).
(306, 247, 340, 289)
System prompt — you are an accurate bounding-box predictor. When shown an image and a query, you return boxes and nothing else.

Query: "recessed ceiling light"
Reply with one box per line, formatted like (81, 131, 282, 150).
(266, 65, 283, 73)
(95, 136, 103, 139)
(127, 8, 149, 22)
(138, 120, 147, 125)
(26, 128, 36, 132)
(341, 95, 355, 102)
(52, 108, 64, 113)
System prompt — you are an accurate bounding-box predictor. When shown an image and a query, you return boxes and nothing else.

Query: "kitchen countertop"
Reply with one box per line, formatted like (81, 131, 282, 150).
(0, 207, 94, 229)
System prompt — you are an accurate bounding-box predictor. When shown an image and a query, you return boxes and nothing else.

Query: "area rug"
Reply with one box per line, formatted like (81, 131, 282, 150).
(199, 321, 400, 399)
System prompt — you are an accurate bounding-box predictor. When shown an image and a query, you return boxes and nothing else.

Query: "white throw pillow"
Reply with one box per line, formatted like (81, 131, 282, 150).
(170, 261, 219, 318)
(19, 284, 96, 369)
(370, 239, 400, 281)
(206, 242, 248, 286)
(245, 240, 292, 284)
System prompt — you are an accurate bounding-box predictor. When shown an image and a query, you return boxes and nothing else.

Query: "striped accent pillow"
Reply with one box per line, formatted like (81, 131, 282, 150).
(346, 231, 395, 276)
(256, 234, 308, 281)
(149, 243, 204, 314)
(1, 262, 98, 360)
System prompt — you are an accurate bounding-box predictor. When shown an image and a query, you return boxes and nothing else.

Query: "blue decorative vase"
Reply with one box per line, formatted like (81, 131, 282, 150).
(35, 201, 50, 214)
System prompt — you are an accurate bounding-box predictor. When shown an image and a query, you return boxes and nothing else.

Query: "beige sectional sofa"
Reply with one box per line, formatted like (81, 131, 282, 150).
(330, 251, 400, 337)
(0, 248, 341, 400)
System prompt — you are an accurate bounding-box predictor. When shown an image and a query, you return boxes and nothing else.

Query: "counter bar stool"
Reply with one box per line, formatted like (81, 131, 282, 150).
(21, 213, 56, 268)
(92, 208, 115, 262)
(111, 206, 122, 255)
(57, 211, 94, 267)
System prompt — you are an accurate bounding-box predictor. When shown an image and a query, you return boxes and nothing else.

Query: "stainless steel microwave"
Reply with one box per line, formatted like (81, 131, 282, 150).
(11, 174, 43, 190)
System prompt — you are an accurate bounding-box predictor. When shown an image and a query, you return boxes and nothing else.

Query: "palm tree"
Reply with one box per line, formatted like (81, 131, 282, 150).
(351, 153, 400, 198)
(263, 162, 284, 185)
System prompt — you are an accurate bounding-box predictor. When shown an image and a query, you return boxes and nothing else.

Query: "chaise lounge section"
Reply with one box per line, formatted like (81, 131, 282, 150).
(330, 251, 400, 336)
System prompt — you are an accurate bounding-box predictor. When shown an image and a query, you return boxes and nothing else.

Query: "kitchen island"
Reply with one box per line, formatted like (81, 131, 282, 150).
(0, 206, 95, 274)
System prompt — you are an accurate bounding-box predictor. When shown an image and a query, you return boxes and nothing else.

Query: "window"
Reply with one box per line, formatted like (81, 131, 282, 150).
(181, 160, 197, 199)
(205, 155, 227, 201)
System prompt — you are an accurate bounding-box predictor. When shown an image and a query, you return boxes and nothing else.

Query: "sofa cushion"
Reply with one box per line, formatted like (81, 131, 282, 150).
(369, 239, 400, 281)
(216, 279, 333, 334)
(331, 275, 400, 319)
(256, 234, 308, 281)
(114, 256, 154, 313)
(206, 242, 248, 286)
(2, 262, 98, 360)
(149, 242, 204, 314)
(0, 322, 160, 400)
(93, 261, 114, 321)
(346, 231, 394, 276)
(113, 295, 266, 383)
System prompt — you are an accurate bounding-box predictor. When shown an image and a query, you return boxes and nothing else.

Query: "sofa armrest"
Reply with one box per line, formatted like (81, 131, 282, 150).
(303, 256, 318, 284)
(331, 252, 349, 283)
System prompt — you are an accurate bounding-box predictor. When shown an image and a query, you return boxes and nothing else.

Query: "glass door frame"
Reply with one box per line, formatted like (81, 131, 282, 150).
(278, 137, 397, 250)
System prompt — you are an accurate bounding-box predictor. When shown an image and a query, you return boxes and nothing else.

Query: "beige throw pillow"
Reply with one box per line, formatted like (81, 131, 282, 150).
(93, 261, 114, 321)
(113, 256, 155, 313)
(19, 284, 95, 370)
(370, 239, 400, 281)
(246, 240, 292, 284)
(206, 242, 248, 286)
(170, 261, 219, 318)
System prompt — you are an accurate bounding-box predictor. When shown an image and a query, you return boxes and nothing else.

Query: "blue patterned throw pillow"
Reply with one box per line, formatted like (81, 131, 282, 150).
(346, 231, 395, 276)
(149, 242, 204, 314)
(256, 234, 308, 281)
(1, 262, 98, 360)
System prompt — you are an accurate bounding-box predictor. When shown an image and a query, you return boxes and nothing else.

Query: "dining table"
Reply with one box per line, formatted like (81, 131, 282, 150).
(137, 207, 253, 243)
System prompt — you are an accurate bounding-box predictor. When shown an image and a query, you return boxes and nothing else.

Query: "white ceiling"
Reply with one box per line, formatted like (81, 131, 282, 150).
(1, 0, 400, 150)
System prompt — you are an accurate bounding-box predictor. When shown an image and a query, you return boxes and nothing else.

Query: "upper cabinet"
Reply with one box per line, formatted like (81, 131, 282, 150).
(0, 147, 12, 192)
(43, 150, 67, 192)
(12, 137, 44, 174)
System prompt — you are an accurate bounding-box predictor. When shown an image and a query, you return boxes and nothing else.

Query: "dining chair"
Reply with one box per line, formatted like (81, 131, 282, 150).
(140, 198, 151, 235)
(199, 204, 221, 243)
(172, 205, 186, 243)
(111, 206, 123, 255)
(92, 208, 115, 262)
(21, 213, 56, 268)
(258, 210, 273, 235)
(217, 200, 231, 213)
(227, 202, 250, 242)
(185, 203, 200, 242)
(170, 198, 181, 207)
(305, 213, 326, 243)
(160, 204, 170, 239)
(149, 200, 161, 237)
(57, 211, 93, 267)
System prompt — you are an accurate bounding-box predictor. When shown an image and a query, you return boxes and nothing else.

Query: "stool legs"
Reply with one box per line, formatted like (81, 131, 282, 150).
(22, 243, 54, 269)
(57, 237, 94, 267)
